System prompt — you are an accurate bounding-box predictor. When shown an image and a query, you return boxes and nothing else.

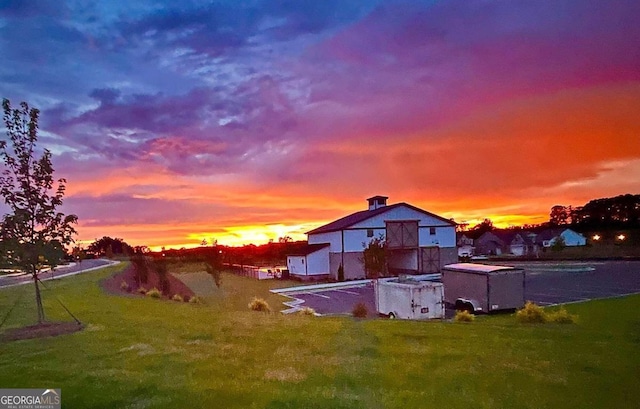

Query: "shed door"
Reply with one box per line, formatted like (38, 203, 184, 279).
(421, 247, 440, 273)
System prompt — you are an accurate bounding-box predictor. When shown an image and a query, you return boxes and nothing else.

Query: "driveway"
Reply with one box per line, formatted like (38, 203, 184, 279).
(0, 259, 118, 289)
(279, 260, 640, 316)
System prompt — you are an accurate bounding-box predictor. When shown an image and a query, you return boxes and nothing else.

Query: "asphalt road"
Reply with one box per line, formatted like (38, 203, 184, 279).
(284, 260, 640, 316)
(0, 259, 116, 289)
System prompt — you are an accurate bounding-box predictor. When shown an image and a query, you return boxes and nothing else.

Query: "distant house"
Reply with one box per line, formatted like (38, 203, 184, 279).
(456, 233, 475, 257)
(287, 196, 458, 280)
(474, 231, 506, 256)
(536, 228, 587, 247)
(475, 230, 538, 256)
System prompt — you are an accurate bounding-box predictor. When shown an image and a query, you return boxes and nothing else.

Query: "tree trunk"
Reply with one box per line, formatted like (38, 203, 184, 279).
(33, 270, 45, 324)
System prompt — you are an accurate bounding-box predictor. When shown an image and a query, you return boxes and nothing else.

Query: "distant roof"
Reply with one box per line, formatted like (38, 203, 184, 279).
(534, 228, 584, 243)
(287, 243, 329, 256)
(443, 263, 523, 274)
(307, 202, 456, 235)
(477, 230, 536, 245)
(537, 228, 569, 241)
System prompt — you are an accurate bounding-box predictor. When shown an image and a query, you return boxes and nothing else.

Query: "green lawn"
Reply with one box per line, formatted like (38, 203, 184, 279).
(0, 262, 638, 408)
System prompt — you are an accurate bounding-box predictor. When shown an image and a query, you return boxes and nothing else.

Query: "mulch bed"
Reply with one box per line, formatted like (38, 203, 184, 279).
(101, 265, 195, 301)
(1, 321, 84, 342)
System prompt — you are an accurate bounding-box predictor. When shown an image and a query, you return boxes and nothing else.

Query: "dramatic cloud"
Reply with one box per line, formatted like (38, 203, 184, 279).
(1, 0, 638, 248)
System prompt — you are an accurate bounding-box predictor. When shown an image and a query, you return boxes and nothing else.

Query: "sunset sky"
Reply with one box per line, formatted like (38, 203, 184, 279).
(1, 0, 639, 250)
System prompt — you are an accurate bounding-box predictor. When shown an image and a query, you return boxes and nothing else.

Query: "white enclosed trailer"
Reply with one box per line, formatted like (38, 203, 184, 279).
(374, 278, 445, 319)
(442, 263, 525, 313)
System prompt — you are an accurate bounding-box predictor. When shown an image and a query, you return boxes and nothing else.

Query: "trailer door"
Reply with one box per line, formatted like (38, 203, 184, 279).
(488, 270, 525, 311)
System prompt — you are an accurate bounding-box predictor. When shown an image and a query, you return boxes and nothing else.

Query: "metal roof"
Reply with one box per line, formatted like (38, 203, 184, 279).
(287, 243, 330, 256)
(307, 202, 456, 235)
(443, 263, 523, 274)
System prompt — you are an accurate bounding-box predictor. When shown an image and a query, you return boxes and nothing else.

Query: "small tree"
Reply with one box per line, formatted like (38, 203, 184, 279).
(337, 263, 345, 282)
(361, 235, 387, 279)
(152, 256, 171, 295)
(551, 235, 566, 252)
(130, 253, 149, 286)
(204, 252, 222, 288)
(0, 99, 78, 323)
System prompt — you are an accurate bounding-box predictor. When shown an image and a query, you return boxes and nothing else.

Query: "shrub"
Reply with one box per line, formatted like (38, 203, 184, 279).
(146, 287, 162, 298)
(120, 280, 130, 292)
(249, 297, 271, 312)
(547, 307, 578, 324)
(352, 302, 368, 318)
(204, 254, 222, 288)
(454, 310, 475, 322)
(297, 307, 316, 316)
(130, 254, 150, 285)
(136, 287, 147, 295)
(153, 257, 171, 295)
(516, 301, 548, 323)
(171, 294, 184, 302)
(337, 264, 345, 282)
(188, 295, 202, 304)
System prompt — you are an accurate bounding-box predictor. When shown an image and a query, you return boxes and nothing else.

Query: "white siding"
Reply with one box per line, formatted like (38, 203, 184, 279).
(344, 228, 386, 252)
(287, 256, 306, 276)
(287, 247, 330, 276)
(351, 206, 451, 229)
(419, 226, 456, 247)
(308, 231, 342, 252)
(307, 247, 330, 275)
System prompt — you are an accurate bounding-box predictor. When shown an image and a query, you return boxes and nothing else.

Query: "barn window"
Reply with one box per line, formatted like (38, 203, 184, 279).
(367, 229, 374, 237)
(430, 227, 436, 235)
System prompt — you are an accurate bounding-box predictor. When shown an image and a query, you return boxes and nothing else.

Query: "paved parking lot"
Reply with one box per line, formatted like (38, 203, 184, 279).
(279, 260, 640, 316)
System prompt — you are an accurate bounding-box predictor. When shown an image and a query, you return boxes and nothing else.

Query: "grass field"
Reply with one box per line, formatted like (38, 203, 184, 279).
(1, 262, 639, 408)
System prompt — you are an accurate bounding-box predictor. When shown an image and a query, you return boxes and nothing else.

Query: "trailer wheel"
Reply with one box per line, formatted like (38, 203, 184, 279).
(388, 312, 396, 319)
(455, 300, 475, 315)
(464, 303, 475, 314)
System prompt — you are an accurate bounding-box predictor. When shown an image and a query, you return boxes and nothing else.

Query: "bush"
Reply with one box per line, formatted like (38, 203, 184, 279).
(120, 280, 130, 292)
(249, 297, 271, 312)
(516, 302, 578, 324)
(171, 294, 184, 302)
(146, 287, 162, 298)
(337, 264, 345, 282)
(547, 307, 578, 324)
(454, 310, 475, 322)
(130, 254, 150, 285)
(153, 257, 171, 295)
(297, 307, 316, 316)
(516, 301, 548, 323)
(188, 295, 202, 304)
(352, 302, 368, 318)
(136, 287, 147, 295)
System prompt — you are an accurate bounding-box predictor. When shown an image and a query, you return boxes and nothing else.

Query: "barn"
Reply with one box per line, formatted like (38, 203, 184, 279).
(287, 196, 457, 280)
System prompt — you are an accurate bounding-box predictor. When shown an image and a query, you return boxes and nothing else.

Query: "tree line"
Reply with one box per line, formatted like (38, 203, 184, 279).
(549, 194, 640, 230)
